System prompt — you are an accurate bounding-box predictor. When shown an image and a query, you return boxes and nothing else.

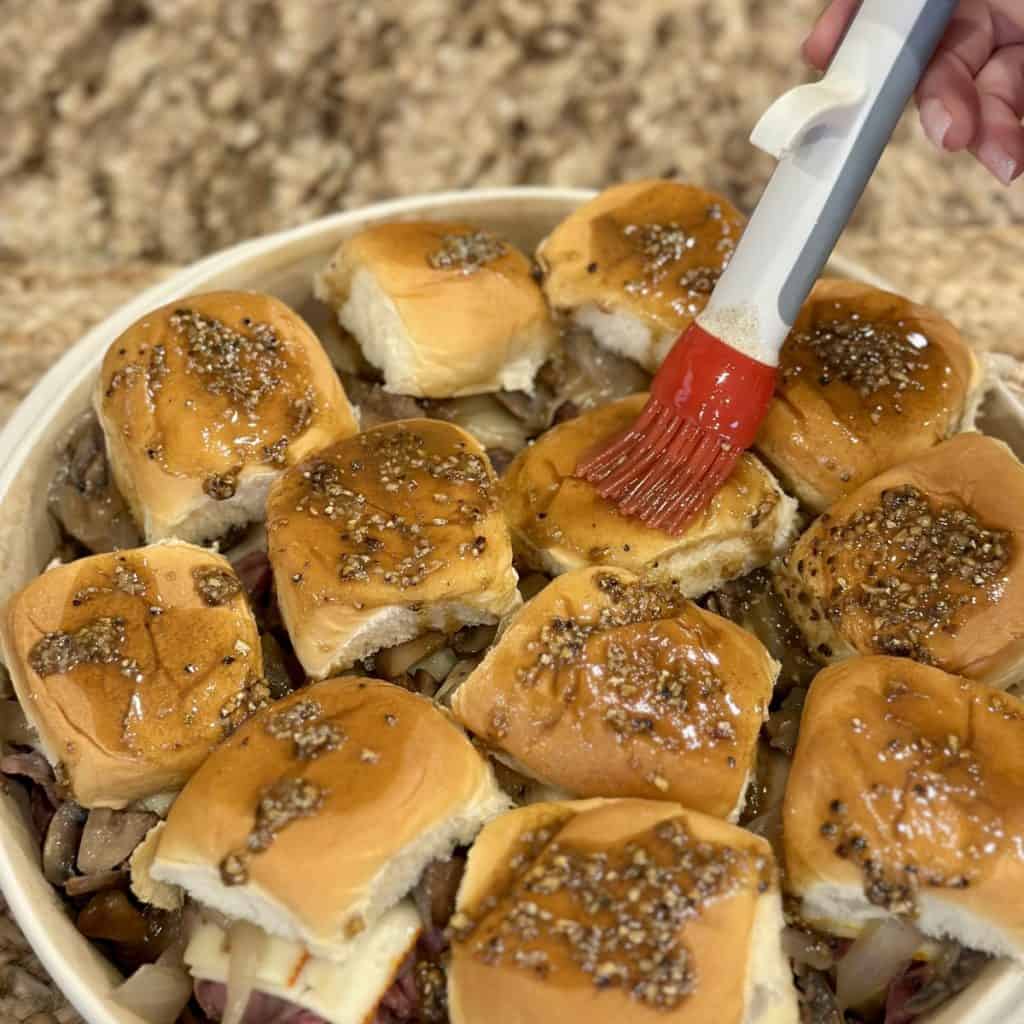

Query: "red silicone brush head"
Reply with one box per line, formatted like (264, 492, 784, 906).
(576, 322, 777, 535)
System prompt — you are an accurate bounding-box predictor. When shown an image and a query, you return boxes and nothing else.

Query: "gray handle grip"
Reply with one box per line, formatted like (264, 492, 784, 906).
(778, 0, 958, 325)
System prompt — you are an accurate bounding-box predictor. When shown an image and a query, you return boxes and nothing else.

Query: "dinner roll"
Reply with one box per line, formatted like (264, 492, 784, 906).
(151, 677, 510, 962)
(536, 180, 746, 372)
(448, 798, 798, 1024)
(266, 419, 521, 679)
(186, 902, 423, 1024)
(774, 434, 1024, 689)
(784, 656, 1024, 961)
(755, 279, 981, 512)
(451, 567, 777, 820)
(0, 541, 263, 808)
(502, 394, 798, 596)
(314, 222, 558, 398)
(95, 290, 357, 544)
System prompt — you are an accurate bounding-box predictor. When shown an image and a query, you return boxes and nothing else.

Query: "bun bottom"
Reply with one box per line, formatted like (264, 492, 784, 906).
(283, 582, 522, 681)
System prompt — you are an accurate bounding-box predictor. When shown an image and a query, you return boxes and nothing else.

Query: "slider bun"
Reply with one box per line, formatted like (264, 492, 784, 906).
(502, 394, 798, 596)
(536, 180, 746, 372)
(314, 221, 558, 398)
(784, 656, 1024, 961)
(774, 434, 1024, 688)
(95, 290, 357, 543)
(151, 677, 510, 962)
(186, 901, 422, 1024)
(267, 419, 521, 679)
(448, 798, 798, 1024)
(451, 566, 777, 820)
(755, 279, 981, 512)
(0, 541, 263, 809)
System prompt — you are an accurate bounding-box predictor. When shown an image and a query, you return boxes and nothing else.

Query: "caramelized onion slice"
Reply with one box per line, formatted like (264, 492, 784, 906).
(837, 917, 924, 1012)
(376, 633, 447, 680)
(223, 920, 269, 1024)
(111, 963, 192, 1024)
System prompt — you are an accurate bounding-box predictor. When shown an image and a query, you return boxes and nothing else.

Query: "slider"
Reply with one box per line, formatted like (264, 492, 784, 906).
(266, 419, 521, 679)
(0, 541, 263, 808)
(756, 279, 981, 512)
(784, 655, 1024, 961)
(314, 221, 558, 397)
(148, 677, 509, 1023)
(95, 290, 357, 543)
(448, 798, 798, 1023)
(536, 179, 746, 373)
(774, 433, 1024, 688)
(451, 566, 776, 820)
(502, 394, 798, 595)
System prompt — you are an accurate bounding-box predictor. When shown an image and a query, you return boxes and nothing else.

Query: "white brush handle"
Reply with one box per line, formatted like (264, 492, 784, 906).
(699, 0, 957, 366)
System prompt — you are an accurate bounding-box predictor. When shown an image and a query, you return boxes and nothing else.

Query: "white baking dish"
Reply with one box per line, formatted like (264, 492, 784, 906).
(0, 187, 1021, 1024)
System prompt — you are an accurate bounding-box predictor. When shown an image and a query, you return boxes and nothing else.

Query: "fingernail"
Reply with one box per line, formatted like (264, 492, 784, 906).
(976, 140, 1020, 186)
(920, 97, 952, 151)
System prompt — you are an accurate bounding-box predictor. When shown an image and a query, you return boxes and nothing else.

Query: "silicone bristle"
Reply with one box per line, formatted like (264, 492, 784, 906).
(578, 399, 742, 536)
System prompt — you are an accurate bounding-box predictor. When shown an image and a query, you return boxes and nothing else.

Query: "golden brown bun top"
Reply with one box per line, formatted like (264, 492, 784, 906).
(1, 542, 263, 808)
(755, 279, 979, 511)
(156, 677, 498, 942)
(502, 394, 788, 575)
(784, 657, 1024, 937)
(97, 290, 357, 485)
(267, 418, 515, 613)
(452, 566, 775, 817)
(322, 221, 556, 396)
(537, 180, 746, 332)
(450, 798, 774, 1024)
(777, 434, 1024, 682)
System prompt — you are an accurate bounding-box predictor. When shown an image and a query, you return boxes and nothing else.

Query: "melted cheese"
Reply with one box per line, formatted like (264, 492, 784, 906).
(185, 900, 421, 1024)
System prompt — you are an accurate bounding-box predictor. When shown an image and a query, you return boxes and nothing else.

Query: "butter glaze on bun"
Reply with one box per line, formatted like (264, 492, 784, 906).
(784, 656, 1024, 960)
(755, 279, 981, 512)
(774, 434, 1024, 689)
(95, 290, 357, 543)
(0, 541, 263, 808)
(314, 221, 558, 398)
(502, 394, 798, 596)
(536, 180, 746, 372)
(151, 677, 509, 962)
(448, 798, 798, 1024)
(451, 567, 777, 820)
(266, 419, 521, 679)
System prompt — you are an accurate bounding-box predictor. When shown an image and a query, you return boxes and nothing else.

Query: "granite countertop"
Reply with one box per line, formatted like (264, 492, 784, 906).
(1, 0, 1023, 1019)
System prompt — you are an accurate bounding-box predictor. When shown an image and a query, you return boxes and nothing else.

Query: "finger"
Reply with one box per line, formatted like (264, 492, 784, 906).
(802, 0, 861, 70)
(975, 42, 1024, 115)
(915, 0, 1003, 151)
(970, 44, 1024, 183)
(917, 50, 984, 151)
(989, 1, 1024, 49)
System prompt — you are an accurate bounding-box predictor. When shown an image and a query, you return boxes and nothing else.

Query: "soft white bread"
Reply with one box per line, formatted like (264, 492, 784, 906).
(536, 180, 746, 373)
(502, 394, 798, 596)
(755, 279, 982, 513)
(784, 656, 1024, 961)
(314, 221, 558, 398)
(774, 434, 1024, 688)
(186, 901, 421, 1024)
(448, 798, 798, 1024)
(451, 567, 777, 821)
(151, 677, 510, 963)
(0, 541, 263, 809)
(95, 290, 357, 543)
(266, 419, 521, 680)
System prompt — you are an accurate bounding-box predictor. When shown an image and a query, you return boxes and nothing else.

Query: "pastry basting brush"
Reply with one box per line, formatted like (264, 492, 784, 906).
(577, 0, 957, 533)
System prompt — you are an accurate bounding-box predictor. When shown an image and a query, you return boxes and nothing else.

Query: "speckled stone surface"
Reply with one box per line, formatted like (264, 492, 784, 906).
(1, 0, 1022, 1018)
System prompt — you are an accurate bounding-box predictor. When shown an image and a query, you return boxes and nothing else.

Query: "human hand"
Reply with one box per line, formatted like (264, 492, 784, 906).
(803, 0, 1024, 184)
